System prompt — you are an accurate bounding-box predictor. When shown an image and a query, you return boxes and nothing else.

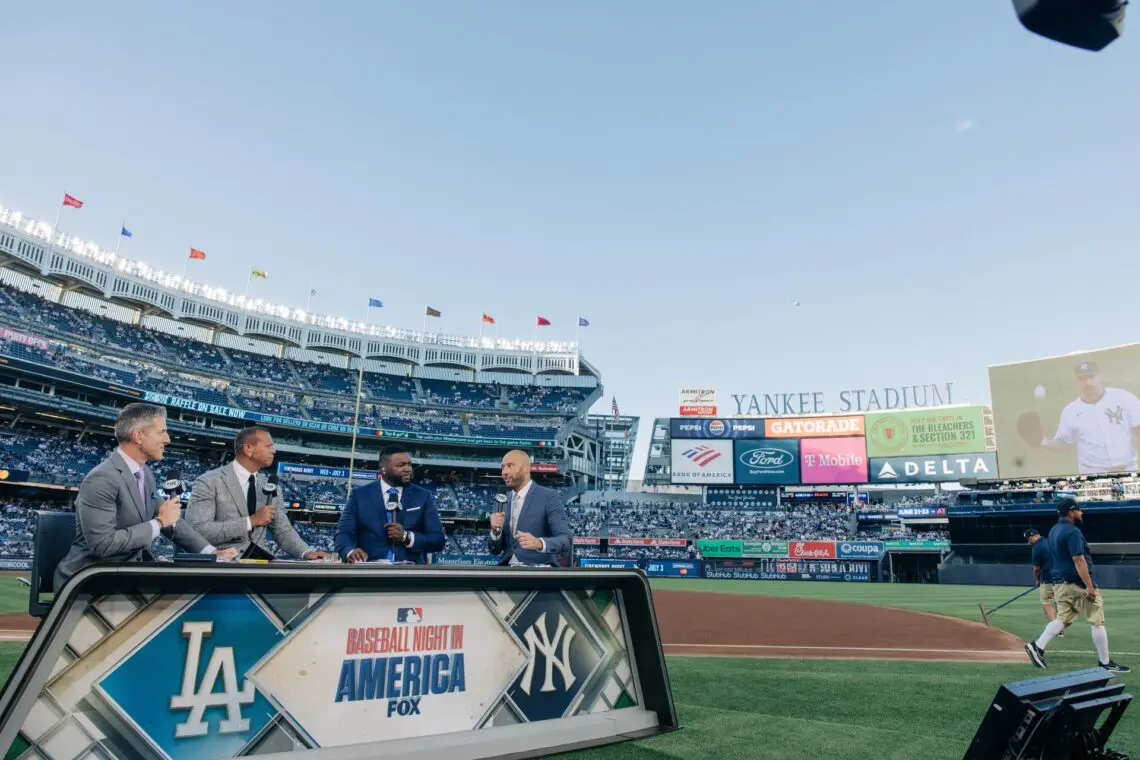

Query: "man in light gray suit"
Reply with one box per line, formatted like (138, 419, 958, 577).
(54, 404, 237, 591)
(186, 426, 326, 560)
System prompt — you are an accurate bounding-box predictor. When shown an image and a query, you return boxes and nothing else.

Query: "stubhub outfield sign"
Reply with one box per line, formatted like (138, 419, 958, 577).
(869, 452, 997, 484)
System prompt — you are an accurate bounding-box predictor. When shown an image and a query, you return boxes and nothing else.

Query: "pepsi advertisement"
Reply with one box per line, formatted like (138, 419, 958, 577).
(670, 418, 764, 439)
(644, 560, 701, 578)
(733, 440, 801, 485)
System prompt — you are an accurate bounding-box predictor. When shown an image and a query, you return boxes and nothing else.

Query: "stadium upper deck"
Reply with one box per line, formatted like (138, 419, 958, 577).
(0, 199, 606, 476)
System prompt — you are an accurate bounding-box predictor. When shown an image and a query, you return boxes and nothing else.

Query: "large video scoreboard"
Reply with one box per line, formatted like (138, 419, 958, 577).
(669, 408, 995, 486)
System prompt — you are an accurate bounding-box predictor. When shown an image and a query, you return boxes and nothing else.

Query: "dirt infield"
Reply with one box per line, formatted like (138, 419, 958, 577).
(653, 590, 1027, 663)
(0, 613, 37, 633)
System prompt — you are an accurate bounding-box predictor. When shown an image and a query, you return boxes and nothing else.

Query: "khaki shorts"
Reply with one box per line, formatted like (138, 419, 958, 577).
(1054, 582, 1106, 626)
(1039, 583, 1056, 605)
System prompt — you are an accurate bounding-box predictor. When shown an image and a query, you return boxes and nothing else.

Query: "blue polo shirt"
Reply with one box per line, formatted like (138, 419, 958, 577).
(1031, 539, 1053, 583)
(1048, 518, 1094, 588)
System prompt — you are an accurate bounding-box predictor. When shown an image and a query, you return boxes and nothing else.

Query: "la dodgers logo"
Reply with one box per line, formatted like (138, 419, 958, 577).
(170, 621, 256, 737)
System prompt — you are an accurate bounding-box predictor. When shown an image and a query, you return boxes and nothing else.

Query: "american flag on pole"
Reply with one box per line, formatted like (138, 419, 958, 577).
(612, 395, 619, 421)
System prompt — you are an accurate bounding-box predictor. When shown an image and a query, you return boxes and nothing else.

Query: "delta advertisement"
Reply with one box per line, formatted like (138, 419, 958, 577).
(989, 343, 1140, 479)
(733, 440, 801, 485)
(14, 588, 641, 757)
(799, 437, 868, 484)
(867, 452, 998, 484)
(864, 406, 988, 458)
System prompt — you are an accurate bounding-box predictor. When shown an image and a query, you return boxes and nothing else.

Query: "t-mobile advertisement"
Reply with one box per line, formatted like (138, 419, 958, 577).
(800, 436, 868, 484)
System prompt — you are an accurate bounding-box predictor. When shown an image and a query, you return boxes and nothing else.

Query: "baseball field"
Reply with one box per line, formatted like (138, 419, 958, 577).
(0, 577, 1136, 759)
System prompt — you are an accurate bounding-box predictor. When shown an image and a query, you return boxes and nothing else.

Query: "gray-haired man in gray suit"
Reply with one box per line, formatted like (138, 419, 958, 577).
(185, 426, 326, 560)
(54, 404, 237, 591)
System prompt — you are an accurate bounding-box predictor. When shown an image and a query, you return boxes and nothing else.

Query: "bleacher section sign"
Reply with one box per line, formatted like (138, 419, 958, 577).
(12, 587, 641, 756)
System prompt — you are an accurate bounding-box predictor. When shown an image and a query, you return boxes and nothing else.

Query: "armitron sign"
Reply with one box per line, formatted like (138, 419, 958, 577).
(679, 387, 717, 417)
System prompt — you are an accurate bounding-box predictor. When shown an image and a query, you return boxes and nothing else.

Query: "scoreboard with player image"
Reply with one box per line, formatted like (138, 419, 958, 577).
(989, 342, 1140, 479)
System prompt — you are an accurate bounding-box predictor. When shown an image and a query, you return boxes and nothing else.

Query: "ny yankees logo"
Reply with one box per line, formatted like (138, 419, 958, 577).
(520, 612, 576, 695)
(1106, 405, 1125, 425)
(169, 621, 256, 737)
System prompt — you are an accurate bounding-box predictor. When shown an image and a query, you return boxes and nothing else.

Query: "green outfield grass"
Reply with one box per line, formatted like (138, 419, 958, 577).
(0, 576, 1135, 759)
(553, 579, 1140, 760)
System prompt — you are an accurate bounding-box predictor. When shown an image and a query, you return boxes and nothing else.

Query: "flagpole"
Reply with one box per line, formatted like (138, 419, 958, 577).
(51, 199, 64, 250)
(346, 305, 367, 497)
(422, 310, 427, 338)
(115, 219, 125, 257)
(182, 255, 189, 281)
(246, 268, 252, 296)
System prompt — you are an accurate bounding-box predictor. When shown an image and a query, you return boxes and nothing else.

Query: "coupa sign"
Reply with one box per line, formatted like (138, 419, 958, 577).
(836, 541, 884, 560)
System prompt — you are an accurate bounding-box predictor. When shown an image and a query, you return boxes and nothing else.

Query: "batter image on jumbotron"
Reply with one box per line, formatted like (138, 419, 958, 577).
(989, 343, 1140, 479)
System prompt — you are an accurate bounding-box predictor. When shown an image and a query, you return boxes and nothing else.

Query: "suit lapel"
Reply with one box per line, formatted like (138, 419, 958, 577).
(222, 466, 247, 516)
(113, 452, 147, 522)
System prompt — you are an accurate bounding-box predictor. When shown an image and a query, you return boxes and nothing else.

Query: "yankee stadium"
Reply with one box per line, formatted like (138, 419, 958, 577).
(1, 3, 1138, 760)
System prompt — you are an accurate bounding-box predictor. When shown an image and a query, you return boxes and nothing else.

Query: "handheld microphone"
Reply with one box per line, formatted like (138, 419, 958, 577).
(159, 471, 184, 500)
(262, 473, 279, 503)
(156, 471, 182, 540)
(386, 489, 400, 560)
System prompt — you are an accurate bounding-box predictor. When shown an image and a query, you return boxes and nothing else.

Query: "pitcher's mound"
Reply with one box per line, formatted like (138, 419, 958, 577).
(653, 590, 1027, 663)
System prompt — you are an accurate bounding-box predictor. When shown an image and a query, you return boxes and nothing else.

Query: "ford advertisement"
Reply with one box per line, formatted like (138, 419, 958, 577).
(670, 418, 765, 439)
(733, 439, 801, 485)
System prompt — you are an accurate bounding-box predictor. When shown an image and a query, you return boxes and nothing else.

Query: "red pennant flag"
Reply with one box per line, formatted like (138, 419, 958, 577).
(482, 313, 495, 324)
(62, 194, 83, 209)
(188, 248, 206, 260)
(537, 316, 551, 326)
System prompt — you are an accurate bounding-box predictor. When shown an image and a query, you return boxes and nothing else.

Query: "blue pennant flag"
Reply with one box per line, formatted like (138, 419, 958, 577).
(120, 226, 132, 238)
(368, 298, 384, 308)
(579, 317, 590, 327)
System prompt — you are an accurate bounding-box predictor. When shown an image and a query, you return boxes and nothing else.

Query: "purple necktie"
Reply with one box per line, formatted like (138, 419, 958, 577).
(134, 470, 146, 509)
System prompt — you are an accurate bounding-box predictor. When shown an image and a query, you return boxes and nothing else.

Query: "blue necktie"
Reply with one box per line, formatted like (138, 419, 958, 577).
(386, 488, 399, 561)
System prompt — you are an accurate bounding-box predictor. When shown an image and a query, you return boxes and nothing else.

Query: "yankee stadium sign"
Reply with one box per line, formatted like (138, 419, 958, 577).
(730, 383, 954, 416)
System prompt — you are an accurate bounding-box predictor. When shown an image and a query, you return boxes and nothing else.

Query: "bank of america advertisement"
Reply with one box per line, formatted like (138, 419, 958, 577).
(14, 588, 639, 758)
(733, 439, 800, 484)
(990, 343, 1140, 479)
(671, 439, 734, 483)
(864, 406, 987, 458)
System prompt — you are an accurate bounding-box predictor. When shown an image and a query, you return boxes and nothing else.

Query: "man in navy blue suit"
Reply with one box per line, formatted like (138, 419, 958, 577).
(488, 450, 572, 566)
(335, 445, 445, 564)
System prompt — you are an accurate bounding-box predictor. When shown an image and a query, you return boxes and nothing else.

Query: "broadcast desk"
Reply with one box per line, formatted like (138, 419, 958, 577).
(0, 563, 678, 760)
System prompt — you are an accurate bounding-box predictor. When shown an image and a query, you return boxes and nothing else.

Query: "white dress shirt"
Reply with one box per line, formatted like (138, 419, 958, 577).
(491, 480, 547, 557)
(348, 479, 415, 555)
(232, 459, 256, 534)
(121, 447, 214, 554)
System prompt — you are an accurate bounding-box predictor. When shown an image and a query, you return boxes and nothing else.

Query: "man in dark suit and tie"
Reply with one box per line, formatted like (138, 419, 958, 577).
(54, 403, 237, 590)
(488, 450, 572, 566)
(185, 426, 327, 560)
(334, 445, 445, 563)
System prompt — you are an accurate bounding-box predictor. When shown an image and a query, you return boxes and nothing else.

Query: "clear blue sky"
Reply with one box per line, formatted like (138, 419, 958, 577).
(3, 1, 1139, 477)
